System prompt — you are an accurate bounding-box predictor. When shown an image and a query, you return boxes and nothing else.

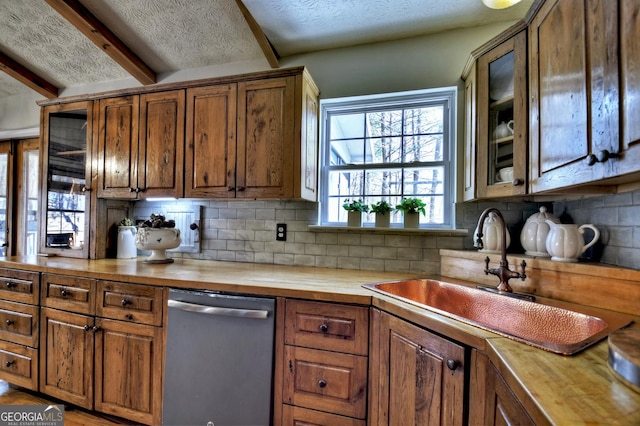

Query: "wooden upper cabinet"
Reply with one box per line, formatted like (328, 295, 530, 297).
(138, 91, 185, 198)
(186, 70, 319, 200)
(185, 84, 237, 198)
(529, 0, 619, 192)
(237, 76, 296, 199)
(96, 96, 139, 199)
(96, 91, 185, 199)
(476, 30, 528, 199)
(617, 0, 640, 178)
(463, 62, 477, 201)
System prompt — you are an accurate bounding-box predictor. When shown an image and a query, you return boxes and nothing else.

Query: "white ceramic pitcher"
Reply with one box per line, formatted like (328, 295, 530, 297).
(544, 221, 600, 262)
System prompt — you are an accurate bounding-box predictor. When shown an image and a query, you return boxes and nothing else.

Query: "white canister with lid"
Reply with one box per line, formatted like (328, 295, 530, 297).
(117, 226, 138, 259)
(474, 211, 510, 254)
(520, 206, 560, 257)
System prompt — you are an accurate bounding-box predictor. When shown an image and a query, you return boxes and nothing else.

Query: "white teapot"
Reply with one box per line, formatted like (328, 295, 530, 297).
(520, 207, 559, 257)
(545, 221, 600, 262)
(474, 211, 510, 254)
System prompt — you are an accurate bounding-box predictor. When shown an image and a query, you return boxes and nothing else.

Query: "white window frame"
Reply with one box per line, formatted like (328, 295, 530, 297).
(319, 87, 457, 229)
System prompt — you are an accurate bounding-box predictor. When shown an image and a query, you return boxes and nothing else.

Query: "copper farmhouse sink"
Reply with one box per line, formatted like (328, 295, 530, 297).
(363, 279, 631, 355)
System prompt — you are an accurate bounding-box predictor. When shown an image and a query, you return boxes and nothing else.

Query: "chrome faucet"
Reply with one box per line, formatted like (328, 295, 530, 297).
(474, 208, 526, 293)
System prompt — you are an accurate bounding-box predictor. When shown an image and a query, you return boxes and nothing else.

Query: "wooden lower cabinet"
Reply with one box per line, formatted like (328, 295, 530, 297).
(369, 309, 466, 426)
(39, 275, 163, 425)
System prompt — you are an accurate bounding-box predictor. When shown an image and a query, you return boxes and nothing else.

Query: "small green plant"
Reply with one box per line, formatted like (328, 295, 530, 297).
(119, 217, 134, 226)
(396, 197, 427, 216)
(342, 198, 369, 213)
(370, 200, 394, 214)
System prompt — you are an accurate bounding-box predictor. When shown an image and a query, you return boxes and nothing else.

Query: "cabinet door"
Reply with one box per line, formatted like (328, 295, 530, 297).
(484, 364, 535, 426)
(237, 77, 295, 199)
(369, 310, 465, 426)
(529, 0, 618, 191)
(463, 62, 477, 201)
(618, 0, 640, 177)
(185, 84, 237, 198)
(138, 90, 185, 198)
(94, 318, 163, 426)
(477, 30, 527, 198)
(282, 405, 365, 426)
(39, 307, 94, 409)
(96, 96, 139, 199)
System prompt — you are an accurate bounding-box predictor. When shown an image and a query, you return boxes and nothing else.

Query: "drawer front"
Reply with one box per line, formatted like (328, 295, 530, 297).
(284, 346, 367, 419)
(285, 300, 368, 355)
(41, 274, 96, 315)
(0, 340, 38, 390)
(282, 405, 366, 426)
(0, 268, 40, 304)
(96, 281, 163, 325)
(0, 300, 38, 347)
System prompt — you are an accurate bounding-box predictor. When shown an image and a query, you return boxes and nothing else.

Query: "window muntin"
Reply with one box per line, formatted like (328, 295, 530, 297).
(320, 89, 455, 228)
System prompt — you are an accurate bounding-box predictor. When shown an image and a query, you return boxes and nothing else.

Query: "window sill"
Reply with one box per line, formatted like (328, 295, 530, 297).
(308, 225, 469, 236)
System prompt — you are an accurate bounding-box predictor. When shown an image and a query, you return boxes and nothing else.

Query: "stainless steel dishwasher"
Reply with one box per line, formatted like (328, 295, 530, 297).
(163, 288, 276, 426)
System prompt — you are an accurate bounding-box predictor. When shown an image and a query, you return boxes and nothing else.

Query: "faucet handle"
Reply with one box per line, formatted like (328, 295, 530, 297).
(484, 256, 491, 275)
(519, 260, 527, 280)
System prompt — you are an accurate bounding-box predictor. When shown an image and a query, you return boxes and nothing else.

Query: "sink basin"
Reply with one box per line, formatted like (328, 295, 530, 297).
(363, 279, 632, 355)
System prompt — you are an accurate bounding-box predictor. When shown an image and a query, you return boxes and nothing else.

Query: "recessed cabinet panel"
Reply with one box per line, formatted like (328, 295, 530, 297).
(185, 84, 237, 198)
(237, 77, 295, 199)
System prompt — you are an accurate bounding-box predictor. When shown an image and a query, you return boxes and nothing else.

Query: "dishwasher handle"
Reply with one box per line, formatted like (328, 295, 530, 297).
(168, 299, 270, 319)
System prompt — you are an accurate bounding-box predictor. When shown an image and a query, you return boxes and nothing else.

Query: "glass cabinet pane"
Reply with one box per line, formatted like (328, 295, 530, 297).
(487, 51, 515, 186)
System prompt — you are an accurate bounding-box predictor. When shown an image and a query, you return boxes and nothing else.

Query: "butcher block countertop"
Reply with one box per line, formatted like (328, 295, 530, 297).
(1, 255, 639, 425)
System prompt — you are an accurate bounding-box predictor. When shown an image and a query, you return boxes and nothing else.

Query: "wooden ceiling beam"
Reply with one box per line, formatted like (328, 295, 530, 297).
(0, 52, 58, 99)
(44, 0, 156, 85)
(235, 0, 280, 68)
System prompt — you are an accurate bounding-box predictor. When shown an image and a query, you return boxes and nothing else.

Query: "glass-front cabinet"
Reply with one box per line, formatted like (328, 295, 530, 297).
(476, 29, 528, 199)
(39, 101, 92, 258)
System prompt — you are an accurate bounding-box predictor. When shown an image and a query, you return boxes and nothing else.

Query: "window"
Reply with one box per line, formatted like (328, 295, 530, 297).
(320, 88, 456, 228)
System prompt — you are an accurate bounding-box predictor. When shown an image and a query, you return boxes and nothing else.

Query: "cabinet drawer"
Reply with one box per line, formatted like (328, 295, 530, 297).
(0, 268, 39, 304)
(96, 281, 163, 326)
(284, 346, 367, 419)
(0, 300, 38, 347)
(0, 340, 38, 390)
(285, 300, 368, 355)
(41, 274, 96, 315)
(282, 405, 366, 426)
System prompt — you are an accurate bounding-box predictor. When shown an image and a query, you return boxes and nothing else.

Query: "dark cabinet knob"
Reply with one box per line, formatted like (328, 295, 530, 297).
(93, 326, 100, 332)
(5, 320, 13, 326)
(318, 379, 327, 388)
(83, 324, 91, 331)
(5, 282, 16, 289)
(5, 360, 14, 368)
(190, 223, 199, 230)
(512, 178, 524, 187)
(227, 186, 235, 191)
(237, 186, 246, 192)
(130, 187, 137, 193)
(446, 359, 459, 371)
(319, 323, 328, 333)
(121, 299, 131, 306)
(126, 314, 134, 321)
(61, 289, 69, 297)
(587, 150, 619, 166)
(586, 153, 598, 166)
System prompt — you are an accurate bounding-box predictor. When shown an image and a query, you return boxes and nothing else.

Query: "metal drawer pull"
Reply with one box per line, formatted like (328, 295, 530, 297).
(83, 325, 91, 331)
(319, 323, 328, 332)
(5, 282, 16, 289)
(318, 379, 327, 388)
(5, 320, 13, 326)
(446, 359, 459, 371)
(168, 300, 269, 319)
(61, 289, 69, 297)
(121, 299, 131, 306)
(5, 360, 14, 368)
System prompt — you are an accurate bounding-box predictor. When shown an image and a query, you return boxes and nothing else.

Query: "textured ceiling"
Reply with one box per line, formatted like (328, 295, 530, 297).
(0, 0, 532, 99)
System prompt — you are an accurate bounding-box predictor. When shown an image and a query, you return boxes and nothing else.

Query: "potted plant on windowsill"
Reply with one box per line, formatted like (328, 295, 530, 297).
(370, 200, 394, 228)
(396, 197, 426, 228)
(342, 199, 369, 227)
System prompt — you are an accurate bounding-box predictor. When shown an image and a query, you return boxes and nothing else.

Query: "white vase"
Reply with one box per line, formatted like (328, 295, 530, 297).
(116, 226, 138, 259)
(347, 211, 362, 227)
(375, 212, 391, 227)
(403, 213, 420, 228)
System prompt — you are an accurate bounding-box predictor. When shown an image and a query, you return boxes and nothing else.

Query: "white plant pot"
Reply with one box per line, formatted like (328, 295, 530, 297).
(375, 212, 391, 228)
(347, 211, 362, 227)
(403, 213, 420, 228)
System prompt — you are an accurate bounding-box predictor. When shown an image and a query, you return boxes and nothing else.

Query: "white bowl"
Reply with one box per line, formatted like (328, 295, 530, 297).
(498, 167, 514, 183)
(135, 227, 181, 264)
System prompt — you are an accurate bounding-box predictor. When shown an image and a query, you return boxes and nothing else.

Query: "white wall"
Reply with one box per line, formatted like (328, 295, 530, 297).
(0, 92, 42, 134)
